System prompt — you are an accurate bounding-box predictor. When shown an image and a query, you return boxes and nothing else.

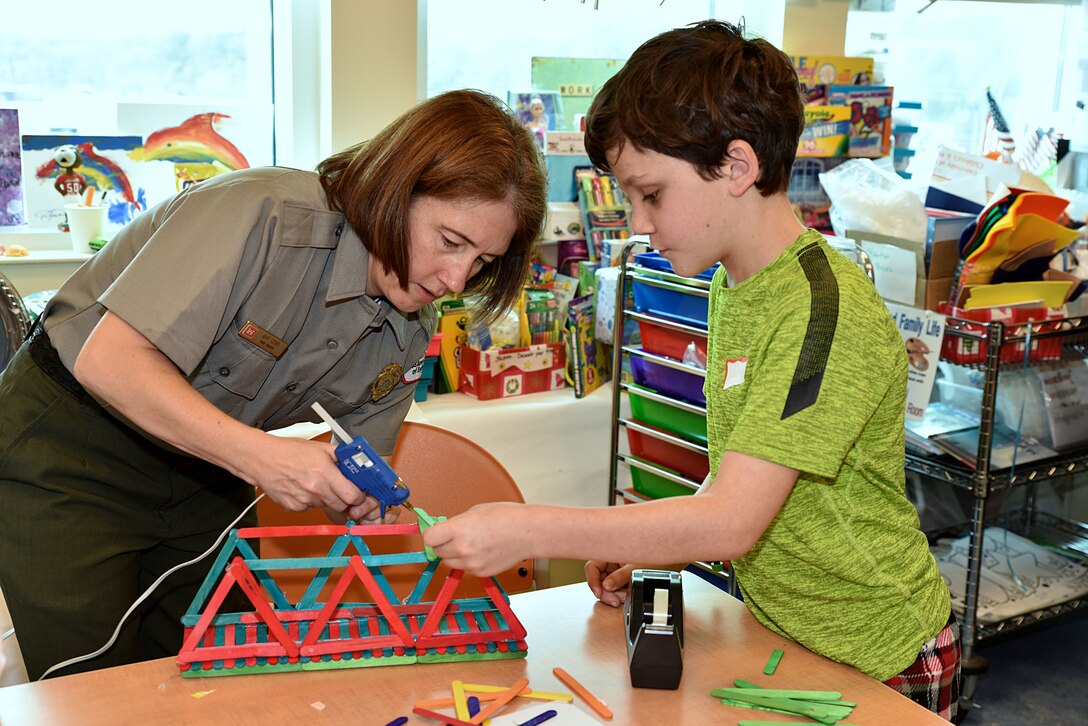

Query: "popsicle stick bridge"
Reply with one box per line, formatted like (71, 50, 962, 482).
(177, 521, 527, 677)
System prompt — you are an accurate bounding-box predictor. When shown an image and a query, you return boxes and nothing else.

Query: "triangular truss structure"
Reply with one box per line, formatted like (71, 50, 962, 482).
(177, 522, 527, 677)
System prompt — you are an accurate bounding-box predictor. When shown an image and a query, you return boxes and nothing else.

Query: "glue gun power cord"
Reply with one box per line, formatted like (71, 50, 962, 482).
(35, 492, 266, 680)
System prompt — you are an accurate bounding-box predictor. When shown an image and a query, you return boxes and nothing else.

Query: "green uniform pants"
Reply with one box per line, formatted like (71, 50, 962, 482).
(0, 346, 256, 680)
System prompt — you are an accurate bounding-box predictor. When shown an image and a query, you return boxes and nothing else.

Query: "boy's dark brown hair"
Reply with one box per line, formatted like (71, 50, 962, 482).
(318, 90, 547, 320)
(585, 20, 804, 195)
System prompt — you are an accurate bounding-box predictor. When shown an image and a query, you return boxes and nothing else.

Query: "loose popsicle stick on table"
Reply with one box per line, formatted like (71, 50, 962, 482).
(412, 705, 477, 726)
(552, 667, 613, 720)
(470, 678, 530, 724)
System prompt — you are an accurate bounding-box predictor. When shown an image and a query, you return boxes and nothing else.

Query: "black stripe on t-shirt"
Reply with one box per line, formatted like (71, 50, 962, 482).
(781, 242, 839, 420)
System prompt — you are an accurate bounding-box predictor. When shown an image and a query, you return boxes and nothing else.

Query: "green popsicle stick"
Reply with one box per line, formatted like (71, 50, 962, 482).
(713, 686, 842, 701)
(413, 506, 446, 561)
(763, 648, 784, 675)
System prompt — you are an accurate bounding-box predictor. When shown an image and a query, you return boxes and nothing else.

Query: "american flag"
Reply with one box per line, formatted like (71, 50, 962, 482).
(982, 87, 1016, 163)
(1015, 127, 1060, 175)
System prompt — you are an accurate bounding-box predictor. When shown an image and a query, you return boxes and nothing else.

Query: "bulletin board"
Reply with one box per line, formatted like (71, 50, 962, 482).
(530, 57, 625, 132)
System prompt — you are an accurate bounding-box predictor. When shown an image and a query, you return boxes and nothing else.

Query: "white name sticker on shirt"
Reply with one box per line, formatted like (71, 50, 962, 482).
(402, 354, 427, 384)
(723, 358, 747, 390)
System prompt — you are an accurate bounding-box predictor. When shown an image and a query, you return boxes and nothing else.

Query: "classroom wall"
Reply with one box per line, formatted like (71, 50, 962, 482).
(782, 0, 850, 56)
(319, 1, 851, 154)
(326, 0, 423, 155)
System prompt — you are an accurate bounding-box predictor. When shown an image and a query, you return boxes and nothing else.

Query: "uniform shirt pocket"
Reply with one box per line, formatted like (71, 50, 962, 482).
(204, 327, 278, 400)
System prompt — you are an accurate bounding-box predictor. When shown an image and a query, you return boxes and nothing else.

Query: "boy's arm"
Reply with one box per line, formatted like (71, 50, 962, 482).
(585, 472, 714, 606)
(424, 451, 798, 578)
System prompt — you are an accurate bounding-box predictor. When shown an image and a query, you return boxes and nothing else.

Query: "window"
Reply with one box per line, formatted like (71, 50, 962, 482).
(1, 0, 274, 227)
(425, 0, 785, 126)
(845, 1, 1084, 187)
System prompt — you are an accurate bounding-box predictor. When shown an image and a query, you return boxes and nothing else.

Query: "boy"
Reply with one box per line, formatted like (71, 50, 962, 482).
(424, 21, 960, 721)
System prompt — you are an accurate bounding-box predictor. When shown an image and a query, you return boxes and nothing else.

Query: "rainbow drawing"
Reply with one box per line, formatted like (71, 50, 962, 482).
(131, 113, 250, 172)
(27, 135, 145, 224)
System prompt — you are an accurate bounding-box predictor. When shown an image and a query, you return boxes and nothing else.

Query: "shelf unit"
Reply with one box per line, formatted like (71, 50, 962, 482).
(905, 313, 1088, 687)
(607, 243, 735, 593)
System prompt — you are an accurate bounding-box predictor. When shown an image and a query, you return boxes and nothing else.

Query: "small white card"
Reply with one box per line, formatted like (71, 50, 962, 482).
(861, 240, 918, 306)
(723, 358, 747, 390)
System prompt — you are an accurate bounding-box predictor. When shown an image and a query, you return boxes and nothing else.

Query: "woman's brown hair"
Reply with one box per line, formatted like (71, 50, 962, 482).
(585, 20, 804, 195)
(318, 90, 547, 320)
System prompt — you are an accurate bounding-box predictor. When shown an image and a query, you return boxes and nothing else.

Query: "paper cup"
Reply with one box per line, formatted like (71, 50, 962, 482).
(65, 204, 107, 254)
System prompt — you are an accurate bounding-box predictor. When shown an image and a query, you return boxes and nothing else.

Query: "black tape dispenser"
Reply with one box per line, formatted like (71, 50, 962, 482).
(624, 569, 684, 689)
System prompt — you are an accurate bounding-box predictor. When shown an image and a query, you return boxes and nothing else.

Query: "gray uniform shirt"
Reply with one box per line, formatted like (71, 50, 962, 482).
(41, 167, 435, 455)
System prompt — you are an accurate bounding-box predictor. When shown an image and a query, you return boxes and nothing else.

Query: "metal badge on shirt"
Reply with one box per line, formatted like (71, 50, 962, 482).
(238, 320, 288, 359)
(371, 362, 403, 401)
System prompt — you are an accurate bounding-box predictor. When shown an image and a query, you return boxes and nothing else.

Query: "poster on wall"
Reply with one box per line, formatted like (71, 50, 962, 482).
(530, 57, 625, 132)
(21, 104, 272, 231)
(507, 92, 561, 150)
(0, 109, 25, 227)
(21, 134, 145, 230)
(117, 103, 272, 195)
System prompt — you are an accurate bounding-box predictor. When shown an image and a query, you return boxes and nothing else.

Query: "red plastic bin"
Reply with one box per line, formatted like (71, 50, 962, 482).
(637, 319, 708, 363)
(626, 421, 709, 482)
(937, 304, 1064, 365)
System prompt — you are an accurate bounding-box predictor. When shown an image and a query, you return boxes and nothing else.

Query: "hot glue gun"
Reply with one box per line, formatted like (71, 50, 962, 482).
(311, 402, 413, 519)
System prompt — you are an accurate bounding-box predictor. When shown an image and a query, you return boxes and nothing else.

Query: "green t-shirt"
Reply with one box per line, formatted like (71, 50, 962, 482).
(704, 229, 949, 681)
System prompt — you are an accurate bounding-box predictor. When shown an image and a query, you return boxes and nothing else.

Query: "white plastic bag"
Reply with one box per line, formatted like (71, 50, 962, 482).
(819, 158, 928, 243)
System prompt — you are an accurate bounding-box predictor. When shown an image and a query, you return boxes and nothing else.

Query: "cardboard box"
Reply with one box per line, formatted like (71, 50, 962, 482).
(459, 342, 567, 400)
(924, 275, 955, 312)
(797, 106, 851, 158)
(790, 55, 874, 87)
(848, 212, 973, 312)
(926, 214, 973, 278)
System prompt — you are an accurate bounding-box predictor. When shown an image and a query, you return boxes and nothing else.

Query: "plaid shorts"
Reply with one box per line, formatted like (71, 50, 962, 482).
(883, 612, 961, 722)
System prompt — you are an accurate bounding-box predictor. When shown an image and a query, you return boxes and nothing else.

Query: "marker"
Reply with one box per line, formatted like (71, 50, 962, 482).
(580, 177, 595, 208)
(516, 709, 558, 726)
(552, 667, 612, 720)
(600, 176, 615, 207)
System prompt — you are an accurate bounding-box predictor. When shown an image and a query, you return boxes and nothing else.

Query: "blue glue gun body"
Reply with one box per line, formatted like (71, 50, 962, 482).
(334, 435, 411, 519)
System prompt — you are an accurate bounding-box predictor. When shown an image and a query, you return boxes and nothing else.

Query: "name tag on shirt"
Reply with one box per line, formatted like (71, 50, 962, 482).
(723, 358, 747, 390)
(239, 320, 288, 359)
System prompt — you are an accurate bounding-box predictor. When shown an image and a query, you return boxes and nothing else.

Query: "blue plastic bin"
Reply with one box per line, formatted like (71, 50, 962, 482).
(632, 251, 718, 280)
(631, 278, 710, 329)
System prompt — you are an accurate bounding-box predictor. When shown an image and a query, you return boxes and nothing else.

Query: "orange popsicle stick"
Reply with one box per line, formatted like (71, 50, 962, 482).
(412, 705, 476, 726)
(470, 678, 529, 724)
(552, 667, 613, 720)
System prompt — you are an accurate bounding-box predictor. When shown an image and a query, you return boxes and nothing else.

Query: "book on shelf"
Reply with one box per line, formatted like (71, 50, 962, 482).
(927, 422, 1059, 471)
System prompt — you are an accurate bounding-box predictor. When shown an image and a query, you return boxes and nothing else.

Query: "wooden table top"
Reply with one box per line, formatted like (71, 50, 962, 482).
(0, 573, 947, 725)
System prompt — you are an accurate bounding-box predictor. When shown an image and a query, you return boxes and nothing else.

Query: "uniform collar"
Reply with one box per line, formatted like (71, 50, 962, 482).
(325, 215, 411, 348)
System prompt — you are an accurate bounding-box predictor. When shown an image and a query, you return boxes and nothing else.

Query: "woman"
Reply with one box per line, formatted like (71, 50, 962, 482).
(0, 89, 546, 680)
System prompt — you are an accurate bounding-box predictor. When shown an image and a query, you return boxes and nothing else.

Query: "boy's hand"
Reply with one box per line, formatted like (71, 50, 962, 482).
(422, 502, 527, 577)
(585, 561, 636, 607)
